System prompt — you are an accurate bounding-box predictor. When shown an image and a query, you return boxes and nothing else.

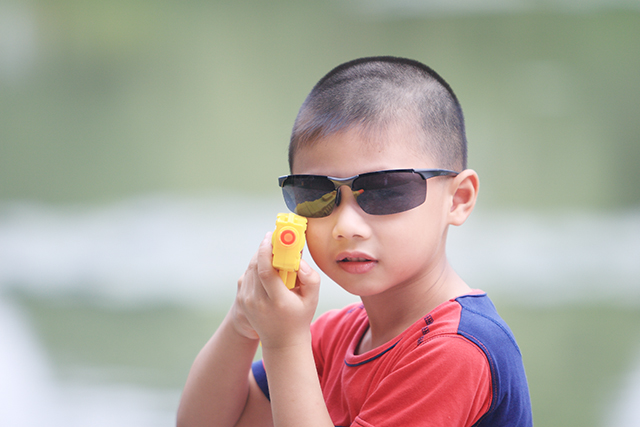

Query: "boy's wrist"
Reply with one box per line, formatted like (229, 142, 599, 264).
(225, 308, 261, 343)
(259, 329, 312, 352)
(261, 334, 334, 427)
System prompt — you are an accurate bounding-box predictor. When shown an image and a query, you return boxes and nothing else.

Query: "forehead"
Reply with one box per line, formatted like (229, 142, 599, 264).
(291, 123, 436, 176)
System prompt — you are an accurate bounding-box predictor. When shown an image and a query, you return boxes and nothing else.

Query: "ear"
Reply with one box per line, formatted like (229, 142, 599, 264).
(447, 169, 479, 226)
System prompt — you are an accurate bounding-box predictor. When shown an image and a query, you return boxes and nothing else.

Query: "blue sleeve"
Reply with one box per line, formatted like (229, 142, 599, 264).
(455, 294, 533, 427)
(251, 360, 270, 401)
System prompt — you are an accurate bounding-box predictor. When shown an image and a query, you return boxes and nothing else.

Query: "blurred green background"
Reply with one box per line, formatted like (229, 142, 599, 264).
(1, 1, 639, 426)
(2, 0, 639, 207)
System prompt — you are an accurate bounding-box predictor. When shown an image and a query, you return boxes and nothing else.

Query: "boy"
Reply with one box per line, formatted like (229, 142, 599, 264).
(177, 56, 532, 427)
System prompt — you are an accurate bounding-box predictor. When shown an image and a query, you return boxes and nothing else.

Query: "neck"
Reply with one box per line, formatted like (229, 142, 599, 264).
(357, 259, 471, 354)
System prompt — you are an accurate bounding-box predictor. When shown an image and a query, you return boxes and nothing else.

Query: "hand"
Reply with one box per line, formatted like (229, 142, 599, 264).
(233, 232, 321, 348)
(230, 271, 261, 341)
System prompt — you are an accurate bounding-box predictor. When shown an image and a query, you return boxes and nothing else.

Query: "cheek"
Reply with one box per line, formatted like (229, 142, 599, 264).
(305, 221, 332, 264)
(383, 211, 444, 256)
(381, 227, 427, 261)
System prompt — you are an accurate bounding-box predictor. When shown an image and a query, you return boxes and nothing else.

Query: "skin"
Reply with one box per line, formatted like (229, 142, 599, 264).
(177, 122, 479, 427)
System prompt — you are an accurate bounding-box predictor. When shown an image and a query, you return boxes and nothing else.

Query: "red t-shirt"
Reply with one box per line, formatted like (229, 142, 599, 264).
(253, 293, 532, 426)
(310, 300, 492, 427)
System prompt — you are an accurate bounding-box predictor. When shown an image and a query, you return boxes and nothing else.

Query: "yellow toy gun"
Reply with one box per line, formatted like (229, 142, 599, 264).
(272, 213, 307, 289)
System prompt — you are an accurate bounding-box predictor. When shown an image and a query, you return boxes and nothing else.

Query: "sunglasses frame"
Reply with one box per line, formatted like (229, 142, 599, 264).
(278, 168, 459, 218)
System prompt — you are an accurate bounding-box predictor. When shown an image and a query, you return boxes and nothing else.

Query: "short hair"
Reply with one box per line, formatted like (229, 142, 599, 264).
(289, 56, 467, 171)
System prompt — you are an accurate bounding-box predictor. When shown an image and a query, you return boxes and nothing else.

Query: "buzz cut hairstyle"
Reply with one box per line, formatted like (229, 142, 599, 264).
(289, 56, 467, 172)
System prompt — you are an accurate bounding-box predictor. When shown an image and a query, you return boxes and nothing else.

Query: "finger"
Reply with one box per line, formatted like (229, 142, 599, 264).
(239, 249, 258, 288)
(296, 259, 321, 299)
(236, 273, 246, 301)
(237, 242, 266, 302)
(256, 232, 286, 299)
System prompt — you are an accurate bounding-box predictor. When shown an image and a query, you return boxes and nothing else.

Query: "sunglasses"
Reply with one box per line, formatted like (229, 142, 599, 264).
(278, 168, 459, 218)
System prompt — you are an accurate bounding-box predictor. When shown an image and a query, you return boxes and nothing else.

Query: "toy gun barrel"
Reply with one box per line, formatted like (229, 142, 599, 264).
(272, 213, 307, 289)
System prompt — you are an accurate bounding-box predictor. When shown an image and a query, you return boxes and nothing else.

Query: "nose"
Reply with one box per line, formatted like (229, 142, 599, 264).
(331, 186, 372, 240)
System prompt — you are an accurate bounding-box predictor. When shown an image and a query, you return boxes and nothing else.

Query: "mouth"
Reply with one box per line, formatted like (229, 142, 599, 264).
(336, 251, 376, 262)
(335, 252, 377, 274)
(337, 256, 375, 263)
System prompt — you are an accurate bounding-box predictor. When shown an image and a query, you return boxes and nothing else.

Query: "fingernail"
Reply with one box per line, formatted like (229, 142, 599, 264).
(299, 261, 309, 274)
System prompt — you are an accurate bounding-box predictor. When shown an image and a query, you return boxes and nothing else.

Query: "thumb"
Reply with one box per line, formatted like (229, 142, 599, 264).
(296, 259, 321, 296)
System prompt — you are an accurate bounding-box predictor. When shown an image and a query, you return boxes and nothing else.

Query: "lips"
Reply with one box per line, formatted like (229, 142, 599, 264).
(336, 252, 377, 274)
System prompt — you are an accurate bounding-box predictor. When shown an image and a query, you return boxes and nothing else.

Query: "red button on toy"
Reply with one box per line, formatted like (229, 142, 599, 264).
(280, 229, 297, 246)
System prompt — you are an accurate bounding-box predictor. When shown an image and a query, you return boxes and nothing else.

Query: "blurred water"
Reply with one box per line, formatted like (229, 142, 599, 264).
(607, 347, 640, 427)
(1, 194, 638, 305)
(0, 194, 286, 305)
(0, 194, 639, 425)
(0, 297, 180, 427)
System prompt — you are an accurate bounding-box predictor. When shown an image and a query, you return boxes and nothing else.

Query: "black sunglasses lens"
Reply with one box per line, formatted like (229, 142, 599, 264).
(354, 171, 426, 215)
(282, 176, 337, 218)
(281, 171, 428, 218)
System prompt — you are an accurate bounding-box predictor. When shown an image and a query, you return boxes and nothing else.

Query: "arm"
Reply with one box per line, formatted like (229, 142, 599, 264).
(176, 309, 266, 427)
(234, 233, 333, 427)
(178, 233, 333, 427)
(177, 235, 274, 427)
(260, 340, 332, 427)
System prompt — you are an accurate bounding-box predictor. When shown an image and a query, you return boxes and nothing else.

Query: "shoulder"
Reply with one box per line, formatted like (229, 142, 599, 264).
(453, 293, 533, 427)
(389, 293, 532, 426)
(453, 293, 528, 381)
(389, 300, 495, 395)
(354, 316, 494, 427)
(454, 293, 521, 352)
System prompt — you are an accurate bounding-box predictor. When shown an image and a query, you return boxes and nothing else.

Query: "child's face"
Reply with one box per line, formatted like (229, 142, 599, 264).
(292, 124, 454, 299)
